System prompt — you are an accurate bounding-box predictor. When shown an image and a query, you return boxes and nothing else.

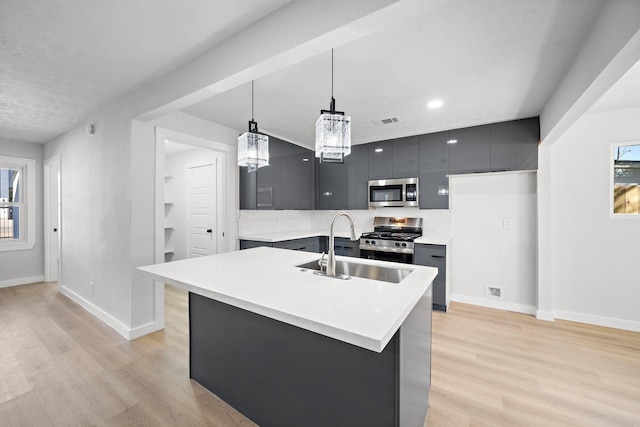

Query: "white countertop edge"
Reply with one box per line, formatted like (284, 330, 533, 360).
(138, 250, 437, 353)
(141, 267, 394, 352)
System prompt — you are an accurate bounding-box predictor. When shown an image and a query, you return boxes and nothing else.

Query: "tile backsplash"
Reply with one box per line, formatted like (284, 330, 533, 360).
(239, 209, 451, 237)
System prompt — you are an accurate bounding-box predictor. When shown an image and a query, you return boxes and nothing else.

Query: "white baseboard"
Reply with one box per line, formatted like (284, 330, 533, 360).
(553, 309, 640, 333)
(536, 310, 555, 321)
(450, 293, 537, 315)
(58, 285, 164, 340)
(0, 275, 45, 289)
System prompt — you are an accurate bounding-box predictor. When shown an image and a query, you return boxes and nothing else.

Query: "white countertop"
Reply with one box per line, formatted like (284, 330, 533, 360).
(137, 247, 437, 353)
(240, 230, 450, 245)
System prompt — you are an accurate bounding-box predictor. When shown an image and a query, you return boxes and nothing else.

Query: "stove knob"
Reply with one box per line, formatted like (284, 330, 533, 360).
(402, 243, 407, 247)
(371, 240, 376, 245)
(365, 240, 370, 244)
(395, 242, 400, 247)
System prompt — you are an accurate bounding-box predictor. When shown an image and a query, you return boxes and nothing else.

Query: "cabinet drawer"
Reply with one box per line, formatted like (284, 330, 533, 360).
(273, 237, 321, 253)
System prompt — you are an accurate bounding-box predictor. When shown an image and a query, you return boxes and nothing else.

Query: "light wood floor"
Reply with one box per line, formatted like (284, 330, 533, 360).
(1, 282, 639, 426)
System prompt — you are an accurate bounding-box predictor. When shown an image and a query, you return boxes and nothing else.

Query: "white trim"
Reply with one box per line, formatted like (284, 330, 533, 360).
(553, 309, 640, 333)
(44, 156, 61, 282)
(536, 310, 555, 321)
(0, 275, 45, 289)
(450, 293, 537, 315)
(59, 285, 163, 340)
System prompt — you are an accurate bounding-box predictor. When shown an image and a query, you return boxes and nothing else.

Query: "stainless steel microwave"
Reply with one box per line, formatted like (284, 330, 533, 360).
(368, 178, 419, 208)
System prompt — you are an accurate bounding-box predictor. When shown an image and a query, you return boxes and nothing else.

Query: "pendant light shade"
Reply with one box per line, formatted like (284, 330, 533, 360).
(315, 49, 351, 163)
(238, 81, 269, 172)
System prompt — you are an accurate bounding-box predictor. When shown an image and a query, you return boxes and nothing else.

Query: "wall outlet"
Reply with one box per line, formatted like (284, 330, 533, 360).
(503, 218, 513, 229)
(486, 285, 503, 299)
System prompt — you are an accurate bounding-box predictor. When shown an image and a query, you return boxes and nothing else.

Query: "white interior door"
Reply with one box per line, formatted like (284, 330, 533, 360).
(44, 159, 60, 282)
(187, 162, 216, 258)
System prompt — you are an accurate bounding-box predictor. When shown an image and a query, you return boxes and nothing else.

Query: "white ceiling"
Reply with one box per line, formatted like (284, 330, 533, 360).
(2, 0, 637, 147)
(0, 0, 292, 143)
(182, 0, 607, 147)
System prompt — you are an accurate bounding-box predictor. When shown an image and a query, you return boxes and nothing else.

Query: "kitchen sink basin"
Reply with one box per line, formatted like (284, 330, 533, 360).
(296, 259, 413, 284)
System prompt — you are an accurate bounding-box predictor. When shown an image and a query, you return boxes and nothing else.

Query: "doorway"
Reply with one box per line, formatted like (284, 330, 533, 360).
(44, 157, 61, 282)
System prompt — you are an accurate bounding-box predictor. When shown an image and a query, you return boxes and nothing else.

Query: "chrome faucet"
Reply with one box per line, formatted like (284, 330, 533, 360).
(322, 211, 358, 277)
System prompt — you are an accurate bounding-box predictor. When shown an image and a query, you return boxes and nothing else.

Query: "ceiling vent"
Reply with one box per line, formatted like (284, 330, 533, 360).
(374, 117, 400, 125)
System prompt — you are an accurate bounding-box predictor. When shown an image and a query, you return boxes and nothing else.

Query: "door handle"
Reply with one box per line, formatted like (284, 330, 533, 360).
(53, 228, 58, 232)
(206, 229, 213, 234)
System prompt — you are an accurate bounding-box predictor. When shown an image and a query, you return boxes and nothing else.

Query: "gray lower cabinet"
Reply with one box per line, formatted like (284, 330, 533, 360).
(419, 131, 450, 209)
(414, 244, 447, 311)
(240, 237, 321, 253)
(332, 237, 360, 258)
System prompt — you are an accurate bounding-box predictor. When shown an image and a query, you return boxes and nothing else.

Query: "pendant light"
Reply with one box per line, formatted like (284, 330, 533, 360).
(315, 49, 351, 163)
(238, 81, 269, 172)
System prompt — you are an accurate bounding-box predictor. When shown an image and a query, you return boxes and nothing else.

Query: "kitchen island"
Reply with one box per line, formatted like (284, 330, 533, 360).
(137, 247, 436, 427)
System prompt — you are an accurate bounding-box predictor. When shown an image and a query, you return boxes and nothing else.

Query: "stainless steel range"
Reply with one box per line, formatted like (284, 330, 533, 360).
(359, 217, 423, 263)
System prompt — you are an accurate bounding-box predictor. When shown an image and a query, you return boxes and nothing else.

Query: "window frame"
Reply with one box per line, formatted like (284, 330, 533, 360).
(610, 141, 640, 220)
(0, 155, 36, 251)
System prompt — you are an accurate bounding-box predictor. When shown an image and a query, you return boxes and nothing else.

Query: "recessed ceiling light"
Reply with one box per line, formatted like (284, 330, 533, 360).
(447, 139, 458, 144)
(375, 148, 384, 153)
(427, 100, 443, 109)
(302, 158, 309, 162)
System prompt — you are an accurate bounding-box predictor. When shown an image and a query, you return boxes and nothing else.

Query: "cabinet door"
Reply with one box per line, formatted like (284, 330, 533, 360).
(392, 136, 420, 178)
(449, 124, 491, 174)
(414, 244, 447, 311)
(316, 161, 346, 210)
(419, 131, 450, 209)
(345, 144, 369, 210)
(256, 138, 288, 210)
(368, 140, 393, 180)
(490, 117, 539, 171)
(273, 237, 321, 253)
(240, 240, 273, 250)
(333, 237, 360, 258)
(239, 167, 257, 210)
(283, 150, 315, 210)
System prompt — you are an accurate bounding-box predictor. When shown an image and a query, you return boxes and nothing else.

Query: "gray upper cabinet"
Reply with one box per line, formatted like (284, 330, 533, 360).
(316, 160, 346, 210)
(448, 124, 491, 174)
(241, 136, 314, 210)
(392, 136, 420, 178)
(367, 140, 393, 180)
(283, 151, 315, 210)
(345, 144, 369, 210)
(239, 166, 257, 210)
(419, 131, 450, 209)
(490, 117, 539, 171)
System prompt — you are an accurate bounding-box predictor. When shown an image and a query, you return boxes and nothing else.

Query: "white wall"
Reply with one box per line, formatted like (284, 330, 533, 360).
(542, 107, 640, 331)
(449, 171, 538, 314)
(0, 139, 45, 287)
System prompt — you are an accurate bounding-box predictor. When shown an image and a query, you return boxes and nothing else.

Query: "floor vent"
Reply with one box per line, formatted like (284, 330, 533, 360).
(486, 286, 503, 300)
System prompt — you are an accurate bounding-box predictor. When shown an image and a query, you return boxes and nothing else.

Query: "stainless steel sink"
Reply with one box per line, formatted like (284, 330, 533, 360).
(296, 259, 413, 284)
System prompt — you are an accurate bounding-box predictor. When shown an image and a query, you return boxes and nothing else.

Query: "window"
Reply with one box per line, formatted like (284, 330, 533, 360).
(0, 156, 36, 251)
(612, 143, 640, 217)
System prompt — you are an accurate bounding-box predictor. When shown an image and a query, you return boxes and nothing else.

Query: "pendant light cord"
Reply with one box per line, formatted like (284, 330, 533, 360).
(331, 48, 334, 99)
(251, 80, 254, 121)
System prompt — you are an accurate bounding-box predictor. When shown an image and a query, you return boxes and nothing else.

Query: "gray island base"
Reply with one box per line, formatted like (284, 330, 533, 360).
(137, 248, 435, 427)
